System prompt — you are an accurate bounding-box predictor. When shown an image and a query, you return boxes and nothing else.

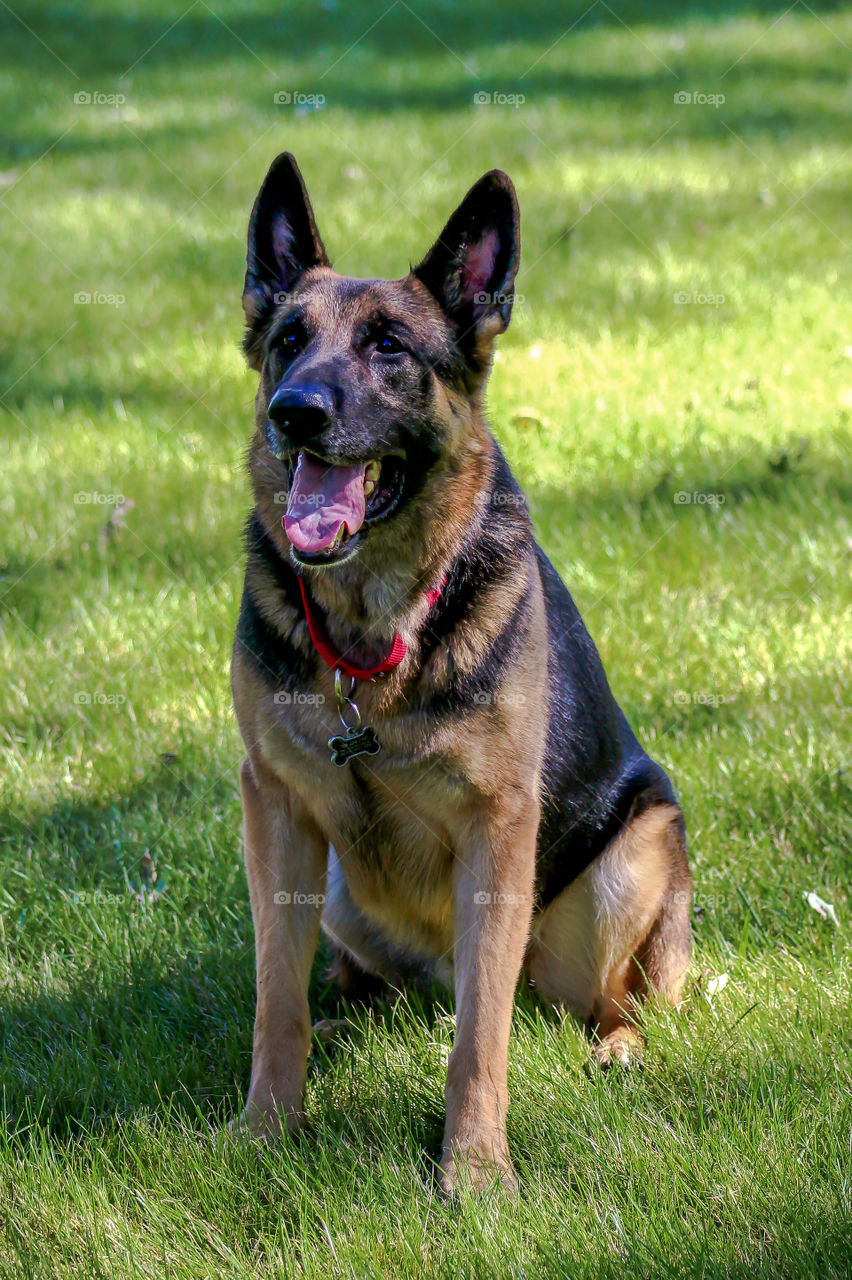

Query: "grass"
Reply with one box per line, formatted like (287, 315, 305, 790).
(1, 0, 851, 1275)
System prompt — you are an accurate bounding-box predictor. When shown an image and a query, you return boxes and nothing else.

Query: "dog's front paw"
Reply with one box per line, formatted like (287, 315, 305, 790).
(438, 1142, 519, 1199)
(228, 1098, 305, 1144)
(590, 1027, 644, 1071)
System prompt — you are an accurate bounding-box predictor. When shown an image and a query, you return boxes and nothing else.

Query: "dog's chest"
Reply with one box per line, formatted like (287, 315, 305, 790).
(321, 754, 464, 947)
(259, 695, 464, 929)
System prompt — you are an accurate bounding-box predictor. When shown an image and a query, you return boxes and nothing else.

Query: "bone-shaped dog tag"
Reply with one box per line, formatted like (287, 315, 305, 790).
(328, 725, 381, 766)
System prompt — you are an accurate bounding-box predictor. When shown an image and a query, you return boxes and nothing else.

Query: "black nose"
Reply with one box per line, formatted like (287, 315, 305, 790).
(266, 383, 335, 446)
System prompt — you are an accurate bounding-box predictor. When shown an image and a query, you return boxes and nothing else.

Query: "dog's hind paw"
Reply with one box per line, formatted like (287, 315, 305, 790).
(311, 1016, 356, 1047)
(590, 1027, 644, 1071)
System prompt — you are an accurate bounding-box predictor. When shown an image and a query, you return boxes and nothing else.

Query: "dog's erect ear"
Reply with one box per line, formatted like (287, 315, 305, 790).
(242, 152, 329, 366)
(413, 170, 520, 359)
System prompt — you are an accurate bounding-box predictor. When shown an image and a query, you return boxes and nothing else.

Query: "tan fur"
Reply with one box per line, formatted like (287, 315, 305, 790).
(526, 802, 691, 1065)
(231, 161, 691, 1193)
(233, 351, 689, 1190)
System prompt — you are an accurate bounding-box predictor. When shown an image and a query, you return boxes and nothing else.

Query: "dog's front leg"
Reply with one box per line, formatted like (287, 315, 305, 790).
(233, 756, 327, 1141)
(440, 795, 538, 1196)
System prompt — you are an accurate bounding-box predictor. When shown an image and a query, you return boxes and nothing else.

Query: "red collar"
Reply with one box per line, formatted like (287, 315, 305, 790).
(298, 576, 444, 681)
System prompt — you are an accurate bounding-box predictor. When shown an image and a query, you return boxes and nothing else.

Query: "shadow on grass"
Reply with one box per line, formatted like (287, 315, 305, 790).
(1, 766, 256, 1138)
(1, 0, 848, 81)
(1, 752, 846, 1145)
(0, 923, 450, 1144)
(2, 0, 851, 172)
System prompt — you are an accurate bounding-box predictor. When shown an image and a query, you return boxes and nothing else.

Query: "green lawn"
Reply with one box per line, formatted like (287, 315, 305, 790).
(1, 1, 851, 1275)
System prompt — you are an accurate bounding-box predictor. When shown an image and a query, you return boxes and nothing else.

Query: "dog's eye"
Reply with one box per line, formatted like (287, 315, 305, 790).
(375, 334, 404, 356)
(279, 323, 305, 354)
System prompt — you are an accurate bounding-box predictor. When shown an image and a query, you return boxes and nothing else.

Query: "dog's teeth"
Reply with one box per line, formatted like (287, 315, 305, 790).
(364, 460, 381, 485)
(364, 478, 376, 498)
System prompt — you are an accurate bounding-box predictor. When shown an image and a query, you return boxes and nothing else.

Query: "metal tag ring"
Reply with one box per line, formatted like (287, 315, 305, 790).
(334, 668, 362, 731)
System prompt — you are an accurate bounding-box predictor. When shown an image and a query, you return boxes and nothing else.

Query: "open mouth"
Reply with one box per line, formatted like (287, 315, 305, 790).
(282, 450, 405, 566)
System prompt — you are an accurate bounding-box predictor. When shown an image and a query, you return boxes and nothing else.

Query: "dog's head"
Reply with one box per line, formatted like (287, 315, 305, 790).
(242, 152, 520, 572)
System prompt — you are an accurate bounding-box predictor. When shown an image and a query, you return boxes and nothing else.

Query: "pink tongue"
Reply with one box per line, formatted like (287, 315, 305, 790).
(284, 452, 367, 553)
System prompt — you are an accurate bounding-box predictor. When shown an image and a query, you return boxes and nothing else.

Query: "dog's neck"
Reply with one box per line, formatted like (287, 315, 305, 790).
(297, 436, 493, 666)
(298, 535, 449, 670)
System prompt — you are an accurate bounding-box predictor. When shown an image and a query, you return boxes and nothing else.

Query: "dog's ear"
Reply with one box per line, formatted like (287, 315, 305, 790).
(413, 169, 520, 363)
(242, 152, 330, 368)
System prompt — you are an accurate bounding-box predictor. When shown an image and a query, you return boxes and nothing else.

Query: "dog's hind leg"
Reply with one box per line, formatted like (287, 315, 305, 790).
(527, 798, 691, 1067)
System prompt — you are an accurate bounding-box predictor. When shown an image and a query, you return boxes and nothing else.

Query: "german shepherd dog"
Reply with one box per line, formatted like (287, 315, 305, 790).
(231, 153, 692, 1195)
